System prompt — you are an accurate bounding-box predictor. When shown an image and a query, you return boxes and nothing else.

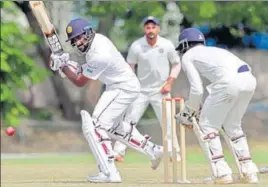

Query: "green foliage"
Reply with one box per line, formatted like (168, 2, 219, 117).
(1, 2, 48, 126)
(123, 2, 165, 43)
(87, 1, 128, 17)
(84, 1, 165, 44)
(179, 1, 268, 30)
(79, 1, 267, 50)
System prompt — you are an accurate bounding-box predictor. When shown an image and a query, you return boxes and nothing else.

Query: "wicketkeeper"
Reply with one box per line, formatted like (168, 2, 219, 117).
(175, 28, 259, 184)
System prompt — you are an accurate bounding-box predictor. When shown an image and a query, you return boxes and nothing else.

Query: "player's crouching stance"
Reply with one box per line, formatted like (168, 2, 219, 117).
(49, 18, 163, 183)
(174, 28, 259, 184)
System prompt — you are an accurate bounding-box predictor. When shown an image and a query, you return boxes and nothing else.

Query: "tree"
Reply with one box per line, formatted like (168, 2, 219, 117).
(83, 1, 166, 49)
(179, 1, 268, 31)
(1, 2, 47, 126)
(79, 1, 267, 50)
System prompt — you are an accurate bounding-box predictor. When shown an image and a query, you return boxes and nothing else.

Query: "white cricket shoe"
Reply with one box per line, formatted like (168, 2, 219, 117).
(243, 173, 259, 184)
(87, 171, 122, 183)
(151, 145, 163, 170)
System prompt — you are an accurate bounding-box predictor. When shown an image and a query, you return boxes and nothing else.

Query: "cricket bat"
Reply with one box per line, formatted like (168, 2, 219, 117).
(29, 1, 66, 77)
(29, 1, 63, 54)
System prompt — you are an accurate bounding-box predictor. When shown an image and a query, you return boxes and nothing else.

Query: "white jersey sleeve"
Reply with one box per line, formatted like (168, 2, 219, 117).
(81, 56, 110, 80)
(167, 41, 180, 65)
(126, 43, 138, 65)
(182, 54, 203, 111)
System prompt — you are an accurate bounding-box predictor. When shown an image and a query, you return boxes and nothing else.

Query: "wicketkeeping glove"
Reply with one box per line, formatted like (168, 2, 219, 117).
(175, 109, 195, 128)
(175, 102, 201, 128)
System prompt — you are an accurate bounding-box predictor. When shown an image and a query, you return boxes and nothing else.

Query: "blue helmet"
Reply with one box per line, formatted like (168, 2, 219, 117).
(65, 18, 95, 55)
(175, 28, 205, 54)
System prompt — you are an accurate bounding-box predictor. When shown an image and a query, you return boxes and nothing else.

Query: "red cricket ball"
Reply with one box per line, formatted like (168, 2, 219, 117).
(6, 126, 15, 136)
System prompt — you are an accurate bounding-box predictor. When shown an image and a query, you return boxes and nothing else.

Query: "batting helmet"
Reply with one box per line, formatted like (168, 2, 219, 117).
(65, 18, 95, 55)
(65, 18, 92, 42)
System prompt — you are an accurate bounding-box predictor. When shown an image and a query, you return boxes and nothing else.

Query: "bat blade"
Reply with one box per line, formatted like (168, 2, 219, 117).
(29, 1, 63, 54)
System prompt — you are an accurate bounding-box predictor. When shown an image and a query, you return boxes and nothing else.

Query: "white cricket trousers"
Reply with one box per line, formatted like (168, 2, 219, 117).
(199, 71, 257, 177)
(114, 91, 180, 156)
(92, 88, 139, 130)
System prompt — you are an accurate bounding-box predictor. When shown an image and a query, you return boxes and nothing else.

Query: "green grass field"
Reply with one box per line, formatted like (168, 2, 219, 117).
(1, 146, 268, 187)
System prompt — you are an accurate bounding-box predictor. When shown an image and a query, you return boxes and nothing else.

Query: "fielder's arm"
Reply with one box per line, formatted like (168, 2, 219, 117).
(166, 39, 182, 84)
(161, 40, 181, 94)
(161, 63, 181, 94)
(168, 63, 181, 83)
(62, 66, 90, 87)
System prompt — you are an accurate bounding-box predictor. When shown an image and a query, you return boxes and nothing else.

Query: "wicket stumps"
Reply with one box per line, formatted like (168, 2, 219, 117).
(162, 97, 188, 183)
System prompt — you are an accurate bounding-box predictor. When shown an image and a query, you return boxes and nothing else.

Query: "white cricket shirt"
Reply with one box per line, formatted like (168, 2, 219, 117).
(81, 33, 140, 91)
(182, 45, 250, 110)
(127, 35, 180, 93)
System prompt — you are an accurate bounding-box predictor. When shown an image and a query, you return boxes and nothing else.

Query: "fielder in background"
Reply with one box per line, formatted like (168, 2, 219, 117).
(113, 16, 181, 162)
(49, 18, 163, 183)
(175, 28, 259, 184)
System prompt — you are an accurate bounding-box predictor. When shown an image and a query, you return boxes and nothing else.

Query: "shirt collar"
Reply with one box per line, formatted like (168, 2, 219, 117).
(85, 34, 98, 59)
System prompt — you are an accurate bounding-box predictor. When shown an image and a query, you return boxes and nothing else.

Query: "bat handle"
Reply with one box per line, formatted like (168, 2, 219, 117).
(55, 51, 66, 78)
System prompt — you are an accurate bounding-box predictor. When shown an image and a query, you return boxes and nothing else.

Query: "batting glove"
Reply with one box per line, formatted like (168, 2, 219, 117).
(49, 52, 70, 71)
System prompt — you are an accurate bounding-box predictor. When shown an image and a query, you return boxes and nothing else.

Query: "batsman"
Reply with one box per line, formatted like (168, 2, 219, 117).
(49, 18, 163, 183)
(175, 28, 259, 184)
